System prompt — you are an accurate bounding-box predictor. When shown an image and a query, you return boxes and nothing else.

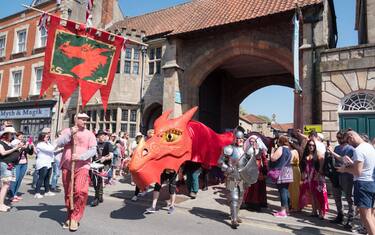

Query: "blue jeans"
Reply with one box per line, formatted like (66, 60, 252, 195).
(277, 183, 290, 208)
(35, 167, 52, 194)
(51, 160, 60, 189)
(9, 164, 28, 198)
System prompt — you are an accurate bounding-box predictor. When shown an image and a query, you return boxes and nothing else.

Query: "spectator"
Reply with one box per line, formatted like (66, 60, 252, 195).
(326, 131, 355, 226)
(51, 131, 63, 193)
(299, 139, 329, 219)
(243, 135, 268, 211)
(0, 127, 23, 212)
(270, 135, 293, 218)
(9, 132, 34, 202)
(288, 141, 301, 212)
(35, 132, 55, 199)
(337, 131, 375, 235)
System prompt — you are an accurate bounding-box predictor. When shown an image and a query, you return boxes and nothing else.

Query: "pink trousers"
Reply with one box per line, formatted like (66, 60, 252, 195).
(62, 168, 90, 222)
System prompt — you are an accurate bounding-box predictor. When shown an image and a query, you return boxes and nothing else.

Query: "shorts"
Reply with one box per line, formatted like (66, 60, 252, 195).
(154, 171, 177, 194)
(353, 180, 375, 209)
(0, 162, 16, 183)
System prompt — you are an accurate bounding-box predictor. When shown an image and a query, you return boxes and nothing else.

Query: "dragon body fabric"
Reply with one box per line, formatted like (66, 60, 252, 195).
(129, 107, 234, 190)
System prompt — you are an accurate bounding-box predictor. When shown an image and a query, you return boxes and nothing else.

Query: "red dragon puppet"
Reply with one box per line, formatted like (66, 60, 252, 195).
(129, 107, 234, 190)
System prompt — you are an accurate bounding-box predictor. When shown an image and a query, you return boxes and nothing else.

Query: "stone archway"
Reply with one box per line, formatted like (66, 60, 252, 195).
(142, 103, 162, 132)
(184, 38, 295, 132)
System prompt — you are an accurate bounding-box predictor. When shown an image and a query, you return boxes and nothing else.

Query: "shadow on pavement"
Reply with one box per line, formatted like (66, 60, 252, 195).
(188, 207, 231, 228)
(15, 203, 66, 226)
(278, 223, 325, 235)
(110, 201, 148, 220)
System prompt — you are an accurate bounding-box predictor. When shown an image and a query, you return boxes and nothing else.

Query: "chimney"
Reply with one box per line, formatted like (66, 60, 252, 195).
(101, 0, 114, 26)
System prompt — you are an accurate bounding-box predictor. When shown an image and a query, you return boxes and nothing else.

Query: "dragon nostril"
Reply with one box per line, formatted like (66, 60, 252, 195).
(142, 148, 148, 157)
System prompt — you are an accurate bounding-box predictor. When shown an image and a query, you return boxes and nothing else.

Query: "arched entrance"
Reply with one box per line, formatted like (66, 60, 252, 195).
(142, 103, 162, 133)
(188, 40, 295, 132)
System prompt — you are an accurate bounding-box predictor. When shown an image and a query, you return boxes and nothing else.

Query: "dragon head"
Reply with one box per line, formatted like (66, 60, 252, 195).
(129, 107, 198, 190)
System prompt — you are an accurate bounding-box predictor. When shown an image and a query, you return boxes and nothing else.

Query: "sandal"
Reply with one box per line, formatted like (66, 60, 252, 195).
(0, 205, 9, 212)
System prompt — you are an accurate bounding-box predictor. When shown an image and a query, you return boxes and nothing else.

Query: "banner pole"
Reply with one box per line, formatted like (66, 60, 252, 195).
(21, 4, 148, 47)
(70, 88, 81, 214)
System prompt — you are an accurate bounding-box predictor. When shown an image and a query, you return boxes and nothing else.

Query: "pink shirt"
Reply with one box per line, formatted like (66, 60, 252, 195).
(60, 128, 97, 170)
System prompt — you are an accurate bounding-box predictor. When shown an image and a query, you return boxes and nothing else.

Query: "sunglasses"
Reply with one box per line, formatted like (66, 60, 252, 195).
(308, 144, 316, 147)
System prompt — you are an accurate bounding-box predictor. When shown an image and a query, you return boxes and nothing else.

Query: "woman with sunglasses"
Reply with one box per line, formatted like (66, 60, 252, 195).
(299, 140, 329, 219)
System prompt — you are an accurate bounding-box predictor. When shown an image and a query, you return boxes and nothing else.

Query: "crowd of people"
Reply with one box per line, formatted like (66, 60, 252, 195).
(0, 114, 374, 234)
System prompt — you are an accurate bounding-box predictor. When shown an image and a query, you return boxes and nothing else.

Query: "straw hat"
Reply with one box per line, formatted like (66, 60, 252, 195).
(0, 126, 16, 137)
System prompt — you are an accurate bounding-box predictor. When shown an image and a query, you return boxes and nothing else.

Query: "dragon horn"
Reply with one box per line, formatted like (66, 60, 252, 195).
(179, 106, 198, 125)
(154, 109, 172, 127)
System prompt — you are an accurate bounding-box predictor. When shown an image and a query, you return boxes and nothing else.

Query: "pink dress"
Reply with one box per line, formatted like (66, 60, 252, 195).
(299, 159, 329, 216)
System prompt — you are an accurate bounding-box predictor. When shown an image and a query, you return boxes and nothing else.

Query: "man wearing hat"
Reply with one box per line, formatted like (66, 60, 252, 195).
(91, 129, 113, 207)
(55, 113, 96, 231)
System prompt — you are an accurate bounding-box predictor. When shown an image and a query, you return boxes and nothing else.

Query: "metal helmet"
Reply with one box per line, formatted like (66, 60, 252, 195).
(235, 130, 244, 139)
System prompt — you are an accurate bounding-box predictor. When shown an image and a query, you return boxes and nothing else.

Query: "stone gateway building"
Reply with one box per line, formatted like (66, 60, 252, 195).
(320, 0, 375, 141)
(108, 0, 337, 134)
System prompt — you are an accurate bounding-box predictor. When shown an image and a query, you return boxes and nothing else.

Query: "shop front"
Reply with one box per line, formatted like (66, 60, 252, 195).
(0, 100, 56, 140)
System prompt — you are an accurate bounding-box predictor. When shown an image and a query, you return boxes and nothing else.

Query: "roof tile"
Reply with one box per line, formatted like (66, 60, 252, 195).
(110, 0, 323, 37)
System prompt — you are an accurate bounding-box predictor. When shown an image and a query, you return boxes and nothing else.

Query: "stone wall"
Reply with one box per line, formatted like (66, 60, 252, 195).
(320, 43, 375, 141)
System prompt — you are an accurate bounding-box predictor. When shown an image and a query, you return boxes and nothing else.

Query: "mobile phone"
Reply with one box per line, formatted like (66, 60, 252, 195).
(326, 140, 330, 147)
(28, 137, 33, 145)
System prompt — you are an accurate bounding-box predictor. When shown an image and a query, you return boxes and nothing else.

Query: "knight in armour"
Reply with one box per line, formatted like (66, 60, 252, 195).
(218, 129, 259, 229)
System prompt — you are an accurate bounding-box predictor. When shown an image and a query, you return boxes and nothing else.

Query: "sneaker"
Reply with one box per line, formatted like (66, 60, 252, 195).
(44, 192, 56, 197)
(139, 191, 147, 197)
(34, 193, 43, 199)
(145, 207, 156, 214)
(189, 192, 197, 199)
(168, 206, 175, 214)
(273, 211, 287, 218)
(330, 213, 343, 224)
(90, 198, 100, 207)
(131, 196, 138, 201)
(69, 219, 79, 231)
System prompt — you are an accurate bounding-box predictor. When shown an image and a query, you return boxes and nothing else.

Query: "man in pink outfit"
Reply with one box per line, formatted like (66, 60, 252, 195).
(56, 113, 97, 231)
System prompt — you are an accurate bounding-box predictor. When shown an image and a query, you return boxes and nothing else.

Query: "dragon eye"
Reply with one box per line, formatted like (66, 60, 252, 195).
(163, 129, 182, 143)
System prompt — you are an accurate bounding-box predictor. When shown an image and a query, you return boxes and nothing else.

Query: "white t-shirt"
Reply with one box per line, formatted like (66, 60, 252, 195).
(353, 142, 375, 181)
(36, 142, 55, 170)
(315, 140, 326, 157)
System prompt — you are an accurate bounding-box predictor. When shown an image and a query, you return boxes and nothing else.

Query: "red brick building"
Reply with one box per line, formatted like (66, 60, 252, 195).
(0, 0, 123, 138)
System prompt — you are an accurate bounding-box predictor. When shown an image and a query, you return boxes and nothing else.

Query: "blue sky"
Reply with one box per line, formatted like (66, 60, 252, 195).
(0, 0, 357, 123)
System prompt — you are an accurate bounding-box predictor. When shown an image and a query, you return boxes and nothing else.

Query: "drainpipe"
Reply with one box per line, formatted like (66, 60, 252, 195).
(139, 45, 147, 133)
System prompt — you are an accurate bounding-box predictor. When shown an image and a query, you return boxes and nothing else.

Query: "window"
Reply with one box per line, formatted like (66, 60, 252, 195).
(100, 110, 104, 121)
(341, 92, 375, 111)
(130, 110, 137, 122)
(122, 109, 128, 121)
(34, 67, 43, 95)
(121, 123, 128, 132)
(125, 48, 132, 59)
(17, 30, 26, 52)
(12, 71, 22, 97)
(92, 110, 97, 121)
(39, 27, 47, 47)
(105, 109, 111, 121)
(112, 109, 117, 121)
(124, 47, 140, 75)
(129, 124, 137, 138)
(0, 35, 5, 57)
(133, 62, 139, 75)
(148, 47, 162, 75)
(124, 61, 131, 74)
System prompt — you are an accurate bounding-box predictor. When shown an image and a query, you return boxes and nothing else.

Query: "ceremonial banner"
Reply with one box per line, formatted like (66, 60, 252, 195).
(40, 15, 124, 110)
(293, 13, 302, 94)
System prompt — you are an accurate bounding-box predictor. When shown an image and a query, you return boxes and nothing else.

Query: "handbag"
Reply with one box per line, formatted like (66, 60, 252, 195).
(267, 168, 282, 182)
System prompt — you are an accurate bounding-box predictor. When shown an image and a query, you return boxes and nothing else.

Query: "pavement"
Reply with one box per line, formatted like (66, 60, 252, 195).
(22, 158, 357, 235)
